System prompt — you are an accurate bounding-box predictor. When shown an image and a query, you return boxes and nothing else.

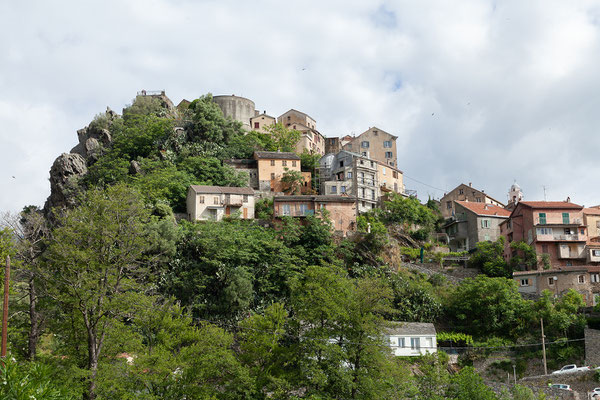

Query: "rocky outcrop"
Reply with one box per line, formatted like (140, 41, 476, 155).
(44, 153, 88, 213)
(70, 107, 118, 163)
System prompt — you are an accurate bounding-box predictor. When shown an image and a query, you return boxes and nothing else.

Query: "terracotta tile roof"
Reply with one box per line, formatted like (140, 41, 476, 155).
(189, 185, 254, 195)
(513, 267, 588, 276)
(584, 208, 600, 215)
(455, 201, 511, 217)
(519, 201, 583, 209)
(254, 151, 301, 160)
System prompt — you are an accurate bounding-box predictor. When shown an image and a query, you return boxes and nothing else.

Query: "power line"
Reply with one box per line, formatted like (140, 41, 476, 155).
(403, 174, 448, 194)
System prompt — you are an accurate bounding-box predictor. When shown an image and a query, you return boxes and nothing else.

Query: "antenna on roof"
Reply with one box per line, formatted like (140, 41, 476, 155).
(542, 185, 548, 201)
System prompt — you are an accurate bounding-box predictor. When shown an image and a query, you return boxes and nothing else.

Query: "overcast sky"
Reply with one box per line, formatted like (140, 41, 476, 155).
(2, 0, 600, 213)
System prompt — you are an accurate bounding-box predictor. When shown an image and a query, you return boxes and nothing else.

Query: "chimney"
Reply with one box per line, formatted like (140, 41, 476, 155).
(469, 182, 472, 187)
(566, 196, 571, 203)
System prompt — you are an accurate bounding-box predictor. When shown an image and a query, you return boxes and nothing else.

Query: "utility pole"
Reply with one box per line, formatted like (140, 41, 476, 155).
(541, 317, 548, 375)
(1, 255, 10, 359)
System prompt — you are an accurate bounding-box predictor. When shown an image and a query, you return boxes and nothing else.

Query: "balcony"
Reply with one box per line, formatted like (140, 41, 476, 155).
(536, 234, 584, 242)
(558, 246, 586, 259)
(279, 209, 315, 217)
(223, 197, 243, 207)
(357, 178, 376, 186)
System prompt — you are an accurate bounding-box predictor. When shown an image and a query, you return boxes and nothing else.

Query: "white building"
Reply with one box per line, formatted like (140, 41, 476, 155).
(187, 185, 255, 221)
(385, 322, 437, 356)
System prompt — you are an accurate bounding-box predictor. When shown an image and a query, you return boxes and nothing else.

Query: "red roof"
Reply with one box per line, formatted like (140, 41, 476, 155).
(519, 201, 583, 209)
(455, 201, 511, 217)
(584, 208, 600, 215)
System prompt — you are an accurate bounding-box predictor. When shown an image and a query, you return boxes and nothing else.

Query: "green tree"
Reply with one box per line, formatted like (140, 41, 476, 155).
(509, 241, 538, 270)
(45, 184, 155, 399)
(281, 168, 304, 194)
(534, 289, 586, 338)
(0, 358, 77, 400)
(468, 237, 510, 277)
(184, 94, 244, 146)
(263, 123, 301, 153)
(448, 366, 498, 400)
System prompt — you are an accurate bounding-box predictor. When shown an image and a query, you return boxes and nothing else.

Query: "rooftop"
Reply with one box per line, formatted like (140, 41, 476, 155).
(519, 201, 583, 209)
(456, 201, 511, 217)
(189, 185, 254, 195)
(254, 151, 301, 160)
(584, 208, 600, 216)
(385, 322, 437, 336)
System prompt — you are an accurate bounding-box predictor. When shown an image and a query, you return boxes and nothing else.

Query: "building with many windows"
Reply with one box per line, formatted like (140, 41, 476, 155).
(187, 185, 255, 221)
(341, 127, 397, 167)
(277, 109, 325, 155)
(513, 268, 600, 306)
(440, 183, 505, 219)
(385, 322, 437, 357)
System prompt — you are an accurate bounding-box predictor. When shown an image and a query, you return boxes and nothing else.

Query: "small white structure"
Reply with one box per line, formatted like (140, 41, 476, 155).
(385, 322, 437, 356)
(187, 185, 255, 221)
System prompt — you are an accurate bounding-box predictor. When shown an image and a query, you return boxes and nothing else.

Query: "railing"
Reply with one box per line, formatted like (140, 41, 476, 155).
(279, 209, 315, 217)
(357, 178, 376, 186)
(554, 234, 580, 241)
(137, 90, 165, 96)
(536, 234, 583, 241)
(223, 197, 244, 206)
(535, 217, 582, 225)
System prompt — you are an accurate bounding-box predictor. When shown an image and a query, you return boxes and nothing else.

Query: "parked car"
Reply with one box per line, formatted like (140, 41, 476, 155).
(591, 387, 600, 394)
(550, 384, 572, 391)
(551, 364, 590, 374)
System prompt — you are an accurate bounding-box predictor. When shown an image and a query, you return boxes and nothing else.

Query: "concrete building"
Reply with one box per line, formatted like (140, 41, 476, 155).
(377, 162, 404, 195)
(341, 127, 398, 167)
(444, 201, 511, 252)
(254, 151, 302, 193)
(320, 151, 380, 214)
(440, 183, 505, 219)
(500, 201, 587, 270)
(584, 208, 600, 265)
(213, 95, 256, 131)
(513, 267, 600, 306)
(250, 112, 276, 133)
(385, 322, 437, 357)
(273, 195, 357, 236)
(278, 109, 325, 155)
(187, 185, 255, 221)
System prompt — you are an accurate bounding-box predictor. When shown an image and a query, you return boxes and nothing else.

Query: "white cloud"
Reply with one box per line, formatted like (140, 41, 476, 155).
(2, 0, 600, 213)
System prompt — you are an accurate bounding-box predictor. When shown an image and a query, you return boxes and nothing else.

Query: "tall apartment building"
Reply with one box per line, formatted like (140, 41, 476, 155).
(500, 201, 587, 270)
(341, 127, 397, 167)
(278, 109, 325, 155)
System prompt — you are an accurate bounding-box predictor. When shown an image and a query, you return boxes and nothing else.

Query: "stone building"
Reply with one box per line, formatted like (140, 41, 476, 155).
(212, 95, 256, 131)
(250, 112, 276, 133)
(513, 267, 600, 306)
(254, 151, 302, 193)
(341, 127, 398, 167)
(440, 183, 505, 219)
(273, 195, 357, 236)
(187, 185, 255, 221)
(278, 109, 325, 155)
(223, 158, 259, 189)
(444, 201, 510, 252)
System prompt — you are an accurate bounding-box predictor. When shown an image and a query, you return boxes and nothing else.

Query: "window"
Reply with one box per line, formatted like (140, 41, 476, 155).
(410, 338, 420, 350)
(481, 219, 491, 228)
(539, 213, 547, 224)
(520, 279, 530, 287)
(383, 140, 392, 148)
(370, 161, 374, 168)
(385, 151, 393, 158)
(199, 196, 205, 204)
(447, 201, 452, 209)
(475, 197, 482, 203)
(341, 186, 346, 193)
(591, 274, 600, 283)
(382, 167, 386, 175)
(243, 195, 248, 203)
(548, 277, 555, 285)
(213, 196, 219, 205)
(580, 228, 585, 235)
(359, 188, 365, 198)
(362, 152, 367, 156)
(593, 250, 600, 257)
(484, 235, 490, 241)
(536, 227, 553, 235)
(566, 261, 572, 266)
(371, 189, 375, 199)
(578, 275, 585, 284)
(361, 141, 369, 148)
(292, 160, 297, 167)
(562, 213, 570, 224)
(270, 160, 275, 166)
(298, 204, 309, 215)
(459, 189, 464, 195)
(282, 160, 287, 166)
(281, 204, 291, 216)
(339, 161, 344, 167)
(508, 233, 513, 242)
(331, 186, 337, 194)
(507, 220, 512, 229)
(373, 130, 378, 135)
(398, 338, 405, 347)
(542, 244, 549, 253)
(347, 172, 352, 179)
(254, 122, 259, 129)
(393, 171, 398, 178)
(287, 116, 290, 120)
(271, 173, 275, 180)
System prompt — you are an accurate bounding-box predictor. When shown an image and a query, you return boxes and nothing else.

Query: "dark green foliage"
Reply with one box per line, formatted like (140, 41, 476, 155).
(185, 94, 244, 145)
(255, 198, 274, 219)
(468, 237, 510, 277)
(0, 358, 78, 399)
(509, 241, 538, 270)
(385, 272, 442, 322)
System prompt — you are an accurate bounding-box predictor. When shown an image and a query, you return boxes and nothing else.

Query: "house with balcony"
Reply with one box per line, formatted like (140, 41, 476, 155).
(440, 183, 505, 220)
(444, 201, 510, 252)
(500, 201, 587, 270)
(187, 185, 255, 221)
(272, 195, 357, 236)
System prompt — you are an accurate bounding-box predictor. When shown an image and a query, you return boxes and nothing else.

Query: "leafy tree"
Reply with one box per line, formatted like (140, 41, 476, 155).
(255, 198, 274, 219)
(45, 184, 155, 399)
(445, 276, 532, 338)
(263, 123, 301, 153)
(509, 241, 538, 270)
(356, 210, 388, 253)
(281, 168, 304, 194)
(123, 95, 172, 122)
(385, 272, 442, 322)
(300, 150, 322, 190)
(468, 237, 510, 278)
(382, 194, 437, 240)
(448, 366, 498, 400)
(184, 94, 244, 146)
(0, 358, 77, 400)
(534, 289, 586, 338)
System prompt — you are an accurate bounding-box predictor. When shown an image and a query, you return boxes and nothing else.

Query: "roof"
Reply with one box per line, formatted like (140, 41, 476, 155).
(519, 201, 583, 209)
(254, 151, 301, 160)
(274, 195, 357, 203)
(385, 322, 436, 336)
(444, 184, 506, 207)
(513, 268, 588, 277)
(278, 108, 316, 122)
(584, 208, 600, 216)
(359, 126, 398, 140)
(251, 112, 275, 120)
(456, 201, 511, 217)
(223, 159, 257, 167)
(189, 185, 254, 195)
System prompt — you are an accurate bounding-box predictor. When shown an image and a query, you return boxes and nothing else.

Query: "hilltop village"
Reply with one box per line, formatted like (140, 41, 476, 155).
(3, 90, 600, 399)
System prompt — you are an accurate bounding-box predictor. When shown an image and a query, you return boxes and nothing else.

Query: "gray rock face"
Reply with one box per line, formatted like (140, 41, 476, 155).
(44, 153, 88, 213)
(70, 107, 117, 163)
(129, 160, 142, 175)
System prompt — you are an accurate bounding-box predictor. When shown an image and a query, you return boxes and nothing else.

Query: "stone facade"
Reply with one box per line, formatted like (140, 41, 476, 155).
(440, 183, 505, 219)
(278, 109, 325, 155)
(585, 328, 600, 367)
(213, 95, 256, 131)
(341, 127, 398, 167)
(223, 159, 259, 189)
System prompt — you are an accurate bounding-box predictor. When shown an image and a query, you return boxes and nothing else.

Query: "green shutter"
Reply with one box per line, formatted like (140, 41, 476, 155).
(539, 213, 546, 224)
(562, 213, 569, 224)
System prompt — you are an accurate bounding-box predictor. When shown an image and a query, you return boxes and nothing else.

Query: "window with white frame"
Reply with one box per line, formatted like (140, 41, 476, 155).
(578, 275, 585, 284)
(593, 250, 600, 257)
(410, 337, 420, 350)
(481, 219, 491, 228)
(591, 274, 599, 283)
(281, 204, 291, 216)
(520, 279, 530, 287)
(383, 140, 392, 148)
(537, 227, 553, 235)
(361, 141, 369, 148)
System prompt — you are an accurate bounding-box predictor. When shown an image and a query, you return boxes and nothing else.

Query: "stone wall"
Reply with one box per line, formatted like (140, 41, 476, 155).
(585, 328, 600, 366)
